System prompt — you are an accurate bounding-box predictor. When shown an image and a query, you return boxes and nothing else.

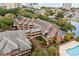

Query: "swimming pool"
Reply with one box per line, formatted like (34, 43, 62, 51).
(67, 45, 79, 56)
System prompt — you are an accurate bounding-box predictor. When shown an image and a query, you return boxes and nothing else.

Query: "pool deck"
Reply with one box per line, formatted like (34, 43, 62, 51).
(59, 40, 79, 56)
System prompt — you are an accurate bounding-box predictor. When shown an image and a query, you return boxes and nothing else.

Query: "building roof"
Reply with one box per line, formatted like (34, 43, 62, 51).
(58, 30, 66, 36)
(35, 19, 64, 38)
(14, 16, 34, 26)
(0, 30, 32, 54)
(35, 19, 51, 29)
(31, 28, 41, 33)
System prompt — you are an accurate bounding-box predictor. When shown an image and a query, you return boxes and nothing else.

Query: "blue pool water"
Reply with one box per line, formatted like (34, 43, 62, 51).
(67, 45, 79, 56)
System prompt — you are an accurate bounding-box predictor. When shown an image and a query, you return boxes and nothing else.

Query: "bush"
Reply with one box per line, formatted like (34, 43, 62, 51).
(31, 48, 48, 56)
(76, 37, 79, 42)
(0, 14, 14, 30)
(64, 32, 75, 41)
(47, 46, 59, 56)
(18, 8, 35, 18)
(55, 12, 64, 19)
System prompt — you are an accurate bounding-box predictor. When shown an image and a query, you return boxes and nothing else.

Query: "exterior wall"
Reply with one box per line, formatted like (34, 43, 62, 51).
(63, 3, 72, 9)
(0, 3, 7, 9)
(6, 3, 22, 9)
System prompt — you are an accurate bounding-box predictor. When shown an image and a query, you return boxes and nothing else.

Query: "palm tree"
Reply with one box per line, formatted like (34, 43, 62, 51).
(64, 32, 75, 41)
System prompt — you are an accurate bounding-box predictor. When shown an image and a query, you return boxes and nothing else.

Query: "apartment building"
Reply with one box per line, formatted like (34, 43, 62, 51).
(63, 3, 72, 9)
(6, 3, 22, 9)
(0, 3, 22, 9)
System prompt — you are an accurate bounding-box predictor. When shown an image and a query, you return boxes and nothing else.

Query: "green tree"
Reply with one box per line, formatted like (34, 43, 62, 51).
(46, 10, 55, 16)
(0, 7, 7, 16)
(57, 18, 76, 32)
(47, 46, 59, 56)
(55, 12, 64, 19)
(7, 8, 20, 15)
(0, 14, 14, 30)
(41, 6, 49, 10)
(18, 8, 34, 18)
(0, 23, 9, 30)
(68, 14, 73, 18)
(64, 32, 75, 41)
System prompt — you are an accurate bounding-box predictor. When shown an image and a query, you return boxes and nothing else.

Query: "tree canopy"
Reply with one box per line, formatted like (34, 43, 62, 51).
(0, 14, 14, 30)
